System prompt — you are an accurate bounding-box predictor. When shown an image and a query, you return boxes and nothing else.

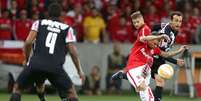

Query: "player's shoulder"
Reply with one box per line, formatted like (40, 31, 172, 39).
(162, 23, 171, 30)
(32, 20, 40, 24)
(40, 19, 70, 30)
(143, 24, 151, 32)
(159, 23, 171, 34)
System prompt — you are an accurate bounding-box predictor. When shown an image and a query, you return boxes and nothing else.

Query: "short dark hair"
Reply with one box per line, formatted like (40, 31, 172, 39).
(48, 3, 62, 18)
(170, 11, 183, 20)
(130, 11, 143, 19)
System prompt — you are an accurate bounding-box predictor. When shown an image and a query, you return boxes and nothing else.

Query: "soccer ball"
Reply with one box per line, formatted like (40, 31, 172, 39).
(158, 64, 174, 79)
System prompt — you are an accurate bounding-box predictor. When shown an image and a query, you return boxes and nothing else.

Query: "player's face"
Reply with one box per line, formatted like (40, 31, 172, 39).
(171, 15, 182, 31)
(147, 39, 159, 49)
(132, 17, 144, 29)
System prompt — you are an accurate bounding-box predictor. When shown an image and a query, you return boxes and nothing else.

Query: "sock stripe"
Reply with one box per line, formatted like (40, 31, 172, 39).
(148, 87, 154, 101)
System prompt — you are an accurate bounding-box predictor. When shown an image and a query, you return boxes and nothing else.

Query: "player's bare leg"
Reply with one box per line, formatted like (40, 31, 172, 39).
(127, 69, 154, 101)
(154, 74, 165, 101)
(36, 83, 46, 101)
(67, 85, 78, 101)
(10, 83, 22, 101)
(133, 80, 154, 101)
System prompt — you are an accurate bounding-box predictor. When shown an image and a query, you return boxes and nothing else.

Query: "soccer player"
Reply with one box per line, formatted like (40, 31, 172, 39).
(151, 11, 183, 101)
(10, 3, 85, 101)
(119, 11, 186, 101)
(112, 11, 185, 101)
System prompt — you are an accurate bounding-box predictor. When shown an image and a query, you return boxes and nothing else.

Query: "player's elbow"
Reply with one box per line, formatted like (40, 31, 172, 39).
(24, 41, 32, 47)
(139, 36, 146, 42)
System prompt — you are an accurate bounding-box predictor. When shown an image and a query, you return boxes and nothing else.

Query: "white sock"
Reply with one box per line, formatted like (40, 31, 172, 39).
(139, 86, 154, 101)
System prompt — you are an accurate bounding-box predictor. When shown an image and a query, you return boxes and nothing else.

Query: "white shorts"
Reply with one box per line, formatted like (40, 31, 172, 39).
(126, 64, 151, 89)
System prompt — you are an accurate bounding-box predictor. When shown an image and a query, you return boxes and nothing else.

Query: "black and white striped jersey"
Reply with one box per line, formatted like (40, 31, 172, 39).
(152, 23, 178, 52)
(28, 19, 76, 69)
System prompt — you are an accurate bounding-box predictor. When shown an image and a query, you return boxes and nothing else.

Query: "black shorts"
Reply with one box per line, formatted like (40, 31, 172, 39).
(151, 56, 165, 79)
(17, 65, 73, 92)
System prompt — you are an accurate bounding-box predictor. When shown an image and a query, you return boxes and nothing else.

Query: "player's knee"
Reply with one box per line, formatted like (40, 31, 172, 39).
(12, 83, 21, 94)
(36, 84, 45, 93)
(155, 75, 165, 87)
(67, 88, 78, 98)
(137, 81, 146, 91)
(58, 90, 67, 99)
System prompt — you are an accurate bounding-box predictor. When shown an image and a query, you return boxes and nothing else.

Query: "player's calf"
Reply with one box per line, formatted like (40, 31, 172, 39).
(137, 81, 147, 91)
(58, 86, 79, 101)
(36, 84, 46, 101)
(10, 84, 21, 101)
(133, 81, 154, 101)
(67, 86, 79, 101)
(139, 86, 154, 101)
(126, 65, 154, 101)
(10, 93, 21, 101)
(154, 74, 165, 101)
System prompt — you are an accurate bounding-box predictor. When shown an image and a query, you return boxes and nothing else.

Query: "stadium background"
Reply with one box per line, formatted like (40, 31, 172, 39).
(0, 0, 201, 101)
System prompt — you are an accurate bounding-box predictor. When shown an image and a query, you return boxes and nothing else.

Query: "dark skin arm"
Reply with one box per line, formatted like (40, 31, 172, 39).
(24, 30, 37, 63)
(164, 57, 177, 64)
(67, 43, 85, 81)
(159, 45, 187, 58)
(164, 57, 184, 67)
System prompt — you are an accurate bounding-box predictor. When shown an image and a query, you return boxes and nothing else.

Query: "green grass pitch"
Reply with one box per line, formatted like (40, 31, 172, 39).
(1, 93, 201, 101)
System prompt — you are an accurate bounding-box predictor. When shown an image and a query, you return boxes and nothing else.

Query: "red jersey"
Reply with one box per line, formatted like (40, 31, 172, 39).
(126, 24, 161, 71)
(16, 0, 25, 10)
(15, 19, 32, 41)
(0, 18, 12, 40)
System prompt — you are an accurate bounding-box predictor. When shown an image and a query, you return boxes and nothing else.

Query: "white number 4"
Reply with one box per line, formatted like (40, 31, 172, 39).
(45, 32, 58, 54)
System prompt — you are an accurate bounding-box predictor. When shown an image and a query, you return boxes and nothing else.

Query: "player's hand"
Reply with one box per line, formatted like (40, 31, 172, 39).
(179, 45, 188, 52)
(22, 60, 27, 67)
(159, 34, 170, 42)
(177, 59, 184, 67)
(78, 72, 85, 85)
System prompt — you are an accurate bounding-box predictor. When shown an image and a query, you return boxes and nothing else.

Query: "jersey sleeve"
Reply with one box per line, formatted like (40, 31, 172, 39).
(159, 24, 171, 35)
(31, 20, 39, 32)
(137, 26, 151, 41)
(142, 27, 151, 36)
(65, 27, 76, 43)
(136, 27, 151, 44)
(153, 47, 161, 55)
(138, 27, 151, 38)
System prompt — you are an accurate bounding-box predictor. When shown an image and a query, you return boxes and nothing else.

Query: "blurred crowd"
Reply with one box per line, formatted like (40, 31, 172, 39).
(0, 0, 201, 44)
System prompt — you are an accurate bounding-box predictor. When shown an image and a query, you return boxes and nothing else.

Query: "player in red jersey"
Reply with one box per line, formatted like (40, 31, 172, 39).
(124, 11, 186, 101)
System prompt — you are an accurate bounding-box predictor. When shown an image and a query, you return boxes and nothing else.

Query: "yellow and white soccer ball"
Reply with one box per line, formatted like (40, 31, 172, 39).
(158, 64, 174, 79)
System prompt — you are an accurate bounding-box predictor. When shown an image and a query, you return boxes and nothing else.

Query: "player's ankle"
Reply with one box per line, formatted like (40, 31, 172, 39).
(37, 92, 46, 101)
(61, 98, 68, 101)
(154, 86, 163, 100)
(155, 98, 161, 101)
(10, 93, 21, 101)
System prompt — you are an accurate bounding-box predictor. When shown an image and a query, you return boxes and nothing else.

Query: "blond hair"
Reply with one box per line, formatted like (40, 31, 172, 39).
(130, 11, 143, 19)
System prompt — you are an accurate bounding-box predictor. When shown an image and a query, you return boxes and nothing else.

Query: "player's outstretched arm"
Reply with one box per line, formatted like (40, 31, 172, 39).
(163, 57, 177, 64)
(159, 45, 187, 58)
(139, 34, 169, 43)
(67, 43, 85, 81)
(24, 30, 37, 63)
(163, 57, 184, 66)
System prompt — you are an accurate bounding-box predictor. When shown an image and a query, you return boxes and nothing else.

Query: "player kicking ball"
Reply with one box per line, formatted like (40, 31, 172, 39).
(118, 11, 186, 101)
(10, 3, 85, 101)
(112, 11, 185, 101)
